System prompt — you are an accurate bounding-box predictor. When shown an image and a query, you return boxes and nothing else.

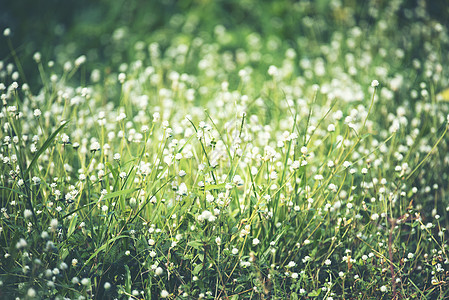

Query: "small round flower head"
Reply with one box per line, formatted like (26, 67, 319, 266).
(155, 266, 163, 276)
(3, 28, 11, 37)
(371, 80, 379, 87)
(64, 61, 72, 72)
(61, 134, 69, 143)
(160, 290, 169, 298)
(371, 213, 379, 221)
(104, 282, 111, 290)
(90, 141, 101, 152)
(153, 112, 160, 122)
(118, 73, 126, 84)
(233, 175, 244, 186)
(74, 55, 86, 67)
(268, 65, 278, 76)
(71, 258, 78, 266)
(178, 182, 188, 195)
(33, 52, 41, 63)
(27, 287, 36, 298)
(32, 176, 41, 184)
(81, 278, 90, 286)
(50, 218, 58, 232)
(24, 209, 33, 219)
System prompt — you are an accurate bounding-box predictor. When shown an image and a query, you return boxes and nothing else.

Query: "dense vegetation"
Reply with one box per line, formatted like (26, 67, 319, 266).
(1, 0, 449, 299)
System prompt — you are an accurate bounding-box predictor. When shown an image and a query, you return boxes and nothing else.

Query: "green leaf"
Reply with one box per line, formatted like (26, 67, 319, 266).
(261, 225, 290, 264)
(193, 263, 203, 275)
(125, 265, 131, 294)
(308, 288, 321, 297)
(204, 182, 226, 191)
(106, 162, 119, 183)
(103, 188, 137, 200)
(184, 212, 195, 223)
(0, 186, 27, 197)
(24, 120, 68, 177)
(188, 240, 202, 249)
(61, 248, 69, 261)
(84, 235, 126, 267)
(360, 133, 371, 141)
(67, 214, 78, 238)
(61, 200, 97, 219)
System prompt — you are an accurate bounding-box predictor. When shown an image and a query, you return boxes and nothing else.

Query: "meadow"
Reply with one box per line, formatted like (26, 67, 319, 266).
(1, 0, 449, 299)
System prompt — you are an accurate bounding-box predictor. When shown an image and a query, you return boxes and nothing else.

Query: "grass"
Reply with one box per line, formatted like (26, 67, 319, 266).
(1, 0, 449, 299)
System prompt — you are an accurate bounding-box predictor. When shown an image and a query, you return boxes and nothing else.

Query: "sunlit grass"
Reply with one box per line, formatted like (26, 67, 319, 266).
(1, 1, 449, 299)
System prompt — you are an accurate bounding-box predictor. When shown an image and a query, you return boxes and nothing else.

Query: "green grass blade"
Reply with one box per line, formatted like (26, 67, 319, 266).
(83, 235, 126, 267)
(24, 120, 69, 177)
(0, 186, 27, 197)
(103, 188, 138, 200)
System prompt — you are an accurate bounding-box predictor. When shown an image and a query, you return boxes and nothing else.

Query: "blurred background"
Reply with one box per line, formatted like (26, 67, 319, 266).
(1, 0, 448, 87)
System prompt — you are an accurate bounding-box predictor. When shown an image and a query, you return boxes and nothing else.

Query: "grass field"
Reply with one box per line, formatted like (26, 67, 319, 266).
(1, 0, 449, 299)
